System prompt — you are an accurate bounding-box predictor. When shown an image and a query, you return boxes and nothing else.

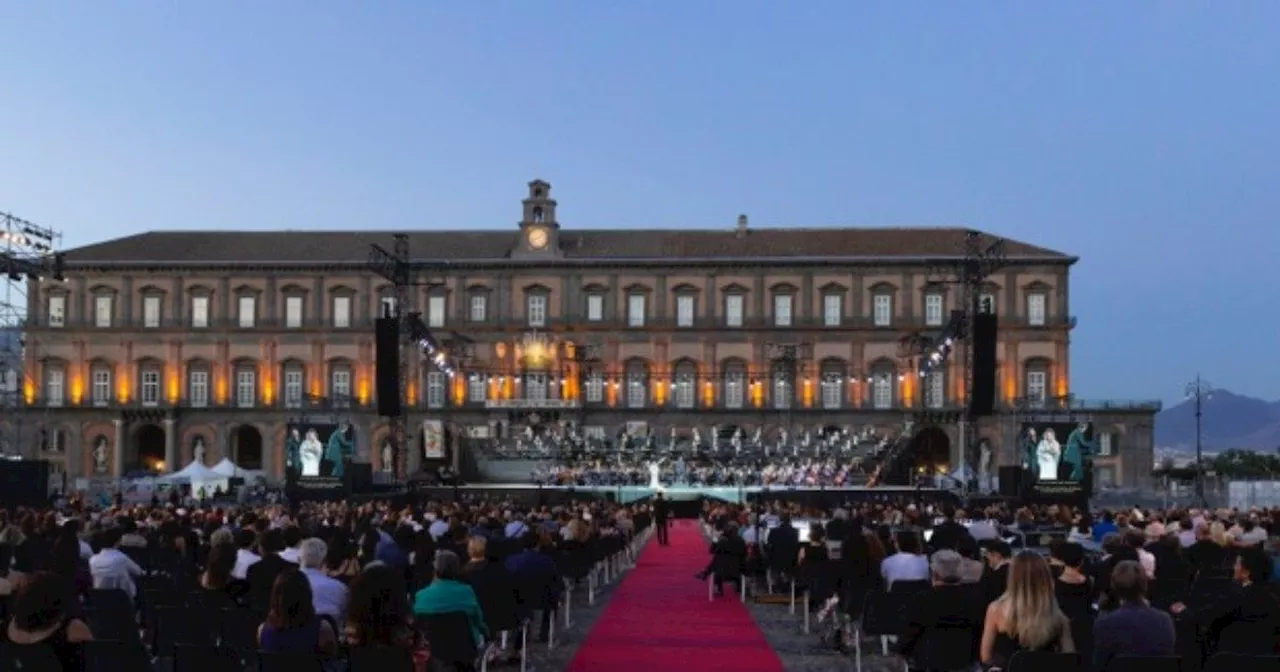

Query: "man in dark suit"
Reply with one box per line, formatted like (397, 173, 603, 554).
(979, 539, 1012, 606)
(895, 550, 985, 670)
(653, 493, 670, 545)
(247, 527, 298, 611)
(928, 506, 972, 552)
(767, 514, 801, 582)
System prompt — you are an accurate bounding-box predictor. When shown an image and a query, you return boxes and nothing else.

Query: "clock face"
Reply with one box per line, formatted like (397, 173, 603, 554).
(528, 228, 549, 250)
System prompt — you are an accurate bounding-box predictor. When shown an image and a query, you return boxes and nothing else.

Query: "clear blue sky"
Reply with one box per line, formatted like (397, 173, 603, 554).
(2, 3, 1276, 405)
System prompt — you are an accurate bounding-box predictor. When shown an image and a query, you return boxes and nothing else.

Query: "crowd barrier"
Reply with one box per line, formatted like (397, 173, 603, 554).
(404, 483, 949, 505)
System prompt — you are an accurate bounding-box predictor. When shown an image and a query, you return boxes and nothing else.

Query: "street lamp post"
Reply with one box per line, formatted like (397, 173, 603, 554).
(1184, 375, 1213, 507)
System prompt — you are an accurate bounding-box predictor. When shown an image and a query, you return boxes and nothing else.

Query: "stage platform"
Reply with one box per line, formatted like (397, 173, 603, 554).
(403, 483, 956, 505)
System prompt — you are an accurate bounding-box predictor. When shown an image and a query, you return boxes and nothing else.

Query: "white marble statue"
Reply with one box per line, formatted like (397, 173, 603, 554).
(299, 429, 324, 477)
(381, 441, 394, 473)
(193, 437, 206, 465)
(647, 458, 664, 489)
(92, 438, 108, 474)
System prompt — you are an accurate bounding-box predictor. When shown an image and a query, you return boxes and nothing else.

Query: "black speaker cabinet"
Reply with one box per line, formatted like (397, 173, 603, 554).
(0, 460, 50, 506)
(375, 317, 402, 417)
(969, 313, 998, 416)
(998, 465, 1022, 498)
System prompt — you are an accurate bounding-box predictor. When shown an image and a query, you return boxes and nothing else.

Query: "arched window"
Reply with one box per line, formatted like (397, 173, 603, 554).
(771, 360, 793, 410)
(820, 359, 845, 410)
(625, 360, 648, 409)
(721, 359, 746, 409)
(673, 360, 697, 409)
(870, 359, 896, 409)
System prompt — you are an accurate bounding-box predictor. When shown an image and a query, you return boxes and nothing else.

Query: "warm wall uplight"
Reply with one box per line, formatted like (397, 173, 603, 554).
(751, 381, 764, 408)
(22, 378, 34, 405)
(71, 374, 84, 405)
(702, 380, 714, 407)
(1003, 374, 1015, 403)
(452, 375, 465, 405)
(261, 363, 275, 406)
(654, 379, 668, 406)
(166, 370, 180, 404)
(216, 374, 229, 405)
(407, 380, 418, 405)
(802, 377, 814, 408)
(1056, 368, 1068, 398)
(607, 380, 618, 407)
(901, 376, 914, 409)
(357, 373, 370, 406)
(116, 370, 131, 404)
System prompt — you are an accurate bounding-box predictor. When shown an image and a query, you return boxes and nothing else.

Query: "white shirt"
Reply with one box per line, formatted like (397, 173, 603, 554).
(428, 519, 450, 540)
(302, 567, 349, 625)
(78, 539, 94, 560)
(279, 547, 301, 564)
(232, 548, 261, 580)
(881, 552, 930, 589)
(88, 547, 144, 599)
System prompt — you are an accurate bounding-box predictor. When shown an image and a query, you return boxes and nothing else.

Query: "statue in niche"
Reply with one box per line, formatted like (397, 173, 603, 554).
(193, 436, 207, 465)
(92, 436, 109, 474)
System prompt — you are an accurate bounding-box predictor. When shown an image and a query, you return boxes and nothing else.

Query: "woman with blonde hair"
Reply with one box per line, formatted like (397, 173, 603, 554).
(980, 551, 1074, 670)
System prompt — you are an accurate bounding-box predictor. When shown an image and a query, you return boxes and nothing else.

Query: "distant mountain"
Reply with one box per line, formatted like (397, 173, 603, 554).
(1155, 390, 1280, 453)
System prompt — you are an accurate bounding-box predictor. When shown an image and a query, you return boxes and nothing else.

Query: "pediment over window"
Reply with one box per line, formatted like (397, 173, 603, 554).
(186, 284, 214, 295)
(466, 283, 493, 293)
(769, 282, 799, 294)
(40, 356, 70, 368)
(138, 284, 166, 296)
(581, 283, 609, 293)
(1023, 280, 1052, 291)
(89, 357, 116, 369)
(230, 357, 259, 368)
(185, 357, 211, 370)
(280, 284, 308, 295)
(868, 281, 898, 293)
(720, 282, 749, 294)
(623, 283, 653, 294)
(88, 284, 117, 295)
(522, 283, 551, 294)
(328, 284, 356, 295)
(817, 282, 847, 293)
(921, 282, 948, 295)
(232, 284, 261, 296)
(671, 283, 699, 294)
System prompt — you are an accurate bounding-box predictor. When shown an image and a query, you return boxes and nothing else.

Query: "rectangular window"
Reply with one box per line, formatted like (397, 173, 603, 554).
(925, 294, 944, 326)
(428, 295, 446, 328)
(190, 370, 209, 408)
(724, 373, 744, 409)
(92, 369, 111, 406)
(47, 295, 66, 328)
(236, 369, 256, 407)
(94, 296, 113, 328)
(238, 296, 256, 328)
(585, 373, 604, 403)
(873, 295, 892, 327)
(772, 375, 792, 409)
(469, 294, 487, 322)
(426, 372, 446, 409)
(586, 294, 604, 322)
(978, 293, 996, 315)
(925, 370, 945, 409)
(283, 369, 302, 408)
(332, 369, 352, 406)
(1026, 371, 1047, 405)
(191, 296, 210, 328)
(527, 295, 547, 328)
(285, 296, 303, 328)
(674, 374, 695, 408)
(822, 294, 841, 327)
(141, 370, 161, 407)
(525, 373, 548, 402)
(774, 295, 793, 327)
(873, 376, 892, 409)
(676, 295, 695, 328)
(1027, 294, 1046, 326)
(1099, 432, 1113, 457)
(142, 296, 161, 328)
(332, 296, 351, 328)
(380, 296, 397, 319)
(725, 295, 744, 328)
(46, 369, 64, 407)
(468, 375, 487, 403)
(627, 294, 646, 327)
(820, 373, 842, 410)
(626, 373, 646, 408)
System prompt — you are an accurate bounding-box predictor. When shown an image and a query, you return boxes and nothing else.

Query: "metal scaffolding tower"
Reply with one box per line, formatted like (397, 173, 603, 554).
(0, 211, 64, 458)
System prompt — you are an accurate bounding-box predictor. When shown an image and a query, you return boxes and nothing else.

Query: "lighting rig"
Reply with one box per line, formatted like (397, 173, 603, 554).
(1, 211, 64, 457)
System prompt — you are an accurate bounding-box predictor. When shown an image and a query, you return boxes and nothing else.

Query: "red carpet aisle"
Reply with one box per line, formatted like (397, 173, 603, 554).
(566, 520, 784, 672)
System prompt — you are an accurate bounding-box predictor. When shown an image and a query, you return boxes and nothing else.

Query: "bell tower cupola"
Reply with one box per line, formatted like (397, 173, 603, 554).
(513, 179, 562, 258)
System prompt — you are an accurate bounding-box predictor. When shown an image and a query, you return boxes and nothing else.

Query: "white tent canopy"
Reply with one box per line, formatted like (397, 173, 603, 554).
(156, 460, 224, 484)
(211, 458, 263, 479)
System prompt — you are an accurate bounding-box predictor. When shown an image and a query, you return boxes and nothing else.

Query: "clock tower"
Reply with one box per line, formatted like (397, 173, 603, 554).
(513, 179, 562, 258)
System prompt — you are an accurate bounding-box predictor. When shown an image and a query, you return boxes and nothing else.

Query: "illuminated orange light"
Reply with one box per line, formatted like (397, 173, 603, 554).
(407, 380, 418, 405)
(901, 375, 913, 409)
(261, 363, 275, 405)
(802, 377, 814, 408)
(166, 370, 180, 404)
(606, 380, 618, 407)
(654, 378, 668, 406)
(216, 374, 229, 405)
(1055, 366, 1069, 398)
(357, 370, 370, 406)
(22, 378, 35, 405)
(751, 380, 764, 408)
(116, 369, 131, 404)
(703, 380, 714, 407)
(451, 375, 465, 405)
(70, 374, 84, 405)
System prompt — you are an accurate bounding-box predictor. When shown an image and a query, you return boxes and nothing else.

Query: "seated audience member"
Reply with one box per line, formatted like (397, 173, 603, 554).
(87, 527, 144, 599)
(505, 530, 562, 641)
(258, 569, 339, 656)
(882, 530, 929, 590)
(299, 538, 349, 626)
(1177, 546, 1280, 657)
(979, 552, 1074, 670)
(231, 528, 261, 580)
(0, 571, 94, 670)
(979, 539, 1012, 605)
(198, 540, 247, 608)
(1093, 560, 1176, 671)
(707, 523, 748, 596)
(1053, 542, 1095, 655)
(323, 531, 361, 585)
(414, 550, 488, 648)
(895, 550, 984, 667)
(248, 528, 298, 611)
(462, 537, 517, 630)
(954, 535, 985, 584)
(345, 563, 414, 648)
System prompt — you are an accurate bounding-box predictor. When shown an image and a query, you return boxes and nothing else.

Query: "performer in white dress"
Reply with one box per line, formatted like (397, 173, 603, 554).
(647, 459, 664, 489)
(299, 429, 324, 477)
(1036, 429, 1061, 481)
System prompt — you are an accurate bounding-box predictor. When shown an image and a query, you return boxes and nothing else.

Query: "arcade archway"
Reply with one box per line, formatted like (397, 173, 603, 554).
(908, 426, 951, 476)
(132, 424, 166, 473)
(232, 425, 263, 470)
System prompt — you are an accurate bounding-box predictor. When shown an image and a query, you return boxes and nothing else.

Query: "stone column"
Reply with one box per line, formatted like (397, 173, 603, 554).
(112, 419, 125, 478)
(163, 417, 177, 470)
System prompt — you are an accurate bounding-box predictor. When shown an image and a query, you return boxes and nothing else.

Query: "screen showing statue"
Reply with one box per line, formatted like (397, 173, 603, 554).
(1018, 421, 1096, 483)
(284, 422, 354, 480)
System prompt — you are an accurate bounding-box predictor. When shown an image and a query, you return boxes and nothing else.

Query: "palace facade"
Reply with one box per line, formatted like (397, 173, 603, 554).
(15, 180, 1158, 487)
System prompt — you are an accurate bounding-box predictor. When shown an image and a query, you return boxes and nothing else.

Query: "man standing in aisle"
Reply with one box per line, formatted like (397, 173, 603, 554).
(653, 493, 670, 545)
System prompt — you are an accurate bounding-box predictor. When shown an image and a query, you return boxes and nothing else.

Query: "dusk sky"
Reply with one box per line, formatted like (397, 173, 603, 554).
(2, 3, 1276, 406)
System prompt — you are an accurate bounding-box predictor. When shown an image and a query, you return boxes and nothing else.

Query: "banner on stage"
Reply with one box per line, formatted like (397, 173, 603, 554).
(484, 399, 580, 410)
(422, 419, 445, 459)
